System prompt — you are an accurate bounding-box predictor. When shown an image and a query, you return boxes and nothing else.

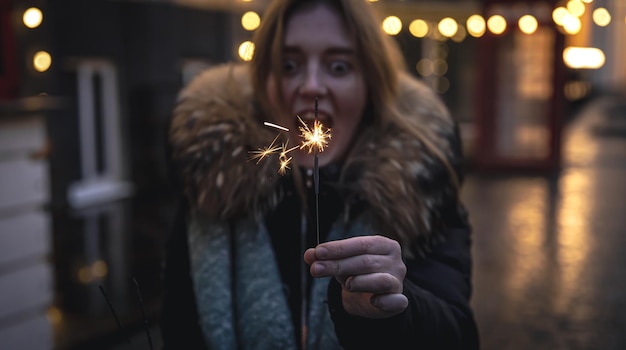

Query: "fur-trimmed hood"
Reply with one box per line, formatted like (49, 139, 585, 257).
(169, 63, 463, 255)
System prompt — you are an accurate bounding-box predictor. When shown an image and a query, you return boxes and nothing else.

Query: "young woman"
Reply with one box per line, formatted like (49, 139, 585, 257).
(163, 0, 479, 349)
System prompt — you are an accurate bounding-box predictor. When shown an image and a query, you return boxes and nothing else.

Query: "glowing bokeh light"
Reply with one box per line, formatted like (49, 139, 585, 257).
(552, 7, 569, 25)
(238, 41, 255, 61)
(33, 51, 52, 72)
(23, 7, 43, 28)
(593, 8, 611, 27)
(562, 14, 582, 34)
(47, 306, 63, 325)
(433, 59, 448, 76)
(563, 47, 605, 69)
(241, 11, 261, 31)
(92, 260, 108, 278)
(382, 16, 402, 35)
(487, 15, 507, 35)
(567, 0, 586, 17)
(409, 19, 429, 38)
(467, 14, 486, 37)
(438, 17, 458, 38)
(416, 59, 434, 76)
(451, 25, 467, 43)
(564, 81, 591, 101)
(519, 15, 539, 34)
(78, 266, 92, 283)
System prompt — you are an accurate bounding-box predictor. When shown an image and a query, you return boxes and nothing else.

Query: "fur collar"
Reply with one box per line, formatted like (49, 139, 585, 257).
(169, 63, 463, 255)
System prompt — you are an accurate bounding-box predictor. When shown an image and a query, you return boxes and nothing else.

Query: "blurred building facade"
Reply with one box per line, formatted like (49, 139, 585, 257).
(0, 0, 624, 348)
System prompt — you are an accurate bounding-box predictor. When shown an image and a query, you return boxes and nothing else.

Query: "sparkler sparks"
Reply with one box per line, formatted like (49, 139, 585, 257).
(278, 141, 299, 175)
(250, 100, 331, 246)
(264, 121, 289, 132)
(249, 134, 282, 164)
(297, 116, 332, 154)
(250, 116, 331, 174)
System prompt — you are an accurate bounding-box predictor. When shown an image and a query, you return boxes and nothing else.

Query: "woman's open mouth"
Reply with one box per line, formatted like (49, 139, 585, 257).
(297, 111, 334, 130)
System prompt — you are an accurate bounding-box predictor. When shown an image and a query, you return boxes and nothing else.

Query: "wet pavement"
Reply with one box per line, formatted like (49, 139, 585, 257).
(464, 94, 626, 350)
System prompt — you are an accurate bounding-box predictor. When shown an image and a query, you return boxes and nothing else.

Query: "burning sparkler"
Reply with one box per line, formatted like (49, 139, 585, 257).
(251, 112, 331, 175)
(297, 116, 331, 154)
(250, 98, 331, 245)
(253, 100, 329, 347)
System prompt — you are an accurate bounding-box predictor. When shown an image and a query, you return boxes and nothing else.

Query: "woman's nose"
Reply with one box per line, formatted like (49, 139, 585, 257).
(299, 68, 327, 96)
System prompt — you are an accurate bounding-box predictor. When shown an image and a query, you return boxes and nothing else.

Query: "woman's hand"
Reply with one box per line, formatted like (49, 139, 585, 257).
(304, 235, 408, 319)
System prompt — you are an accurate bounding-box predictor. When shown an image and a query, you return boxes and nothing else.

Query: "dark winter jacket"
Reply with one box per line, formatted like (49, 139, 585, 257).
(162, 63, 479, 349)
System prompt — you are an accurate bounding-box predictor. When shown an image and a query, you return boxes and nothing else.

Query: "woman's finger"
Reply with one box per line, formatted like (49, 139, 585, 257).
(304, 247, 316, 265)
(314, 235, 401, 260)
(370, 293, 409, 315)
(309, 253, 401, 278)
(344, 272, 402, 294)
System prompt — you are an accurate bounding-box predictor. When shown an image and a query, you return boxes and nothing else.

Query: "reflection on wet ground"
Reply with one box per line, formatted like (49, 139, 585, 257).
(464, 95, 626, 350)
(49, 196, 172, 350)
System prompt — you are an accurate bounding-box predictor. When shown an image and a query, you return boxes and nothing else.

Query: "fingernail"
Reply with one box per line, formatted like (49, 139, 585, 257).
(315, 246, 327, 259)
(313, 263, 325, 274)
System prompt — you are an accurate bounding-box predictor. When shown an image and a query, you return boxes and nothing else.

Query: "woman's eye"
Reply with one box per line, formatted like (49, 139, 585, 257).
(283, 60, 298, 74)
(329, 61, 351, 75)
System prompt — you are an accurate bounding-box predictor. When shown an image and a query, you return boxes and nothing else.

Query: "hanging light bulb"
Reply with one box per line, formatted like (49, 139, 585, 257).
(382, 16, 402, 35)
(593, 8, 611, 27)
(409, 19, 429, 38)
(33, 51, 52, 72)
(487, 15, 507, 35)
(238, 41, 255, 61)
(519, 15, 538, 35)
(23, 7, 43, 28)
(467, 14, 486, 37)
(241, 11, 261, 31)
(438, 17, 458, 38)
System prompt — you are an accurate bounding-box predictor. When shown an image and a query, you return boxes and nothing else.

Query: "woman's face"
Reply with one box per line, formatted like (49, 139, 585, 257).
(267, 3, 367, 169)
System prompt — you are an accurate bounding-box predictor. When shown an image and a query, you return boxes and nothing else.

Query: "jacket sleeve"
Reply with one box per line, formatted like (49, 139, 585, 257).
(326, 205, 479, 350)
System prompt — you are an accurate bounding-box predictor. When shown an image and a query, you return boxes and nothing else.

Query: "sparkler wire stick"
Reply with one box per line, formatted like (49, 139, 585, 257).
(314, 97, 320, 246)
(99, 284, 132, 344)
(133, 277, 154, 350)
(254, 100, 330, 349)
